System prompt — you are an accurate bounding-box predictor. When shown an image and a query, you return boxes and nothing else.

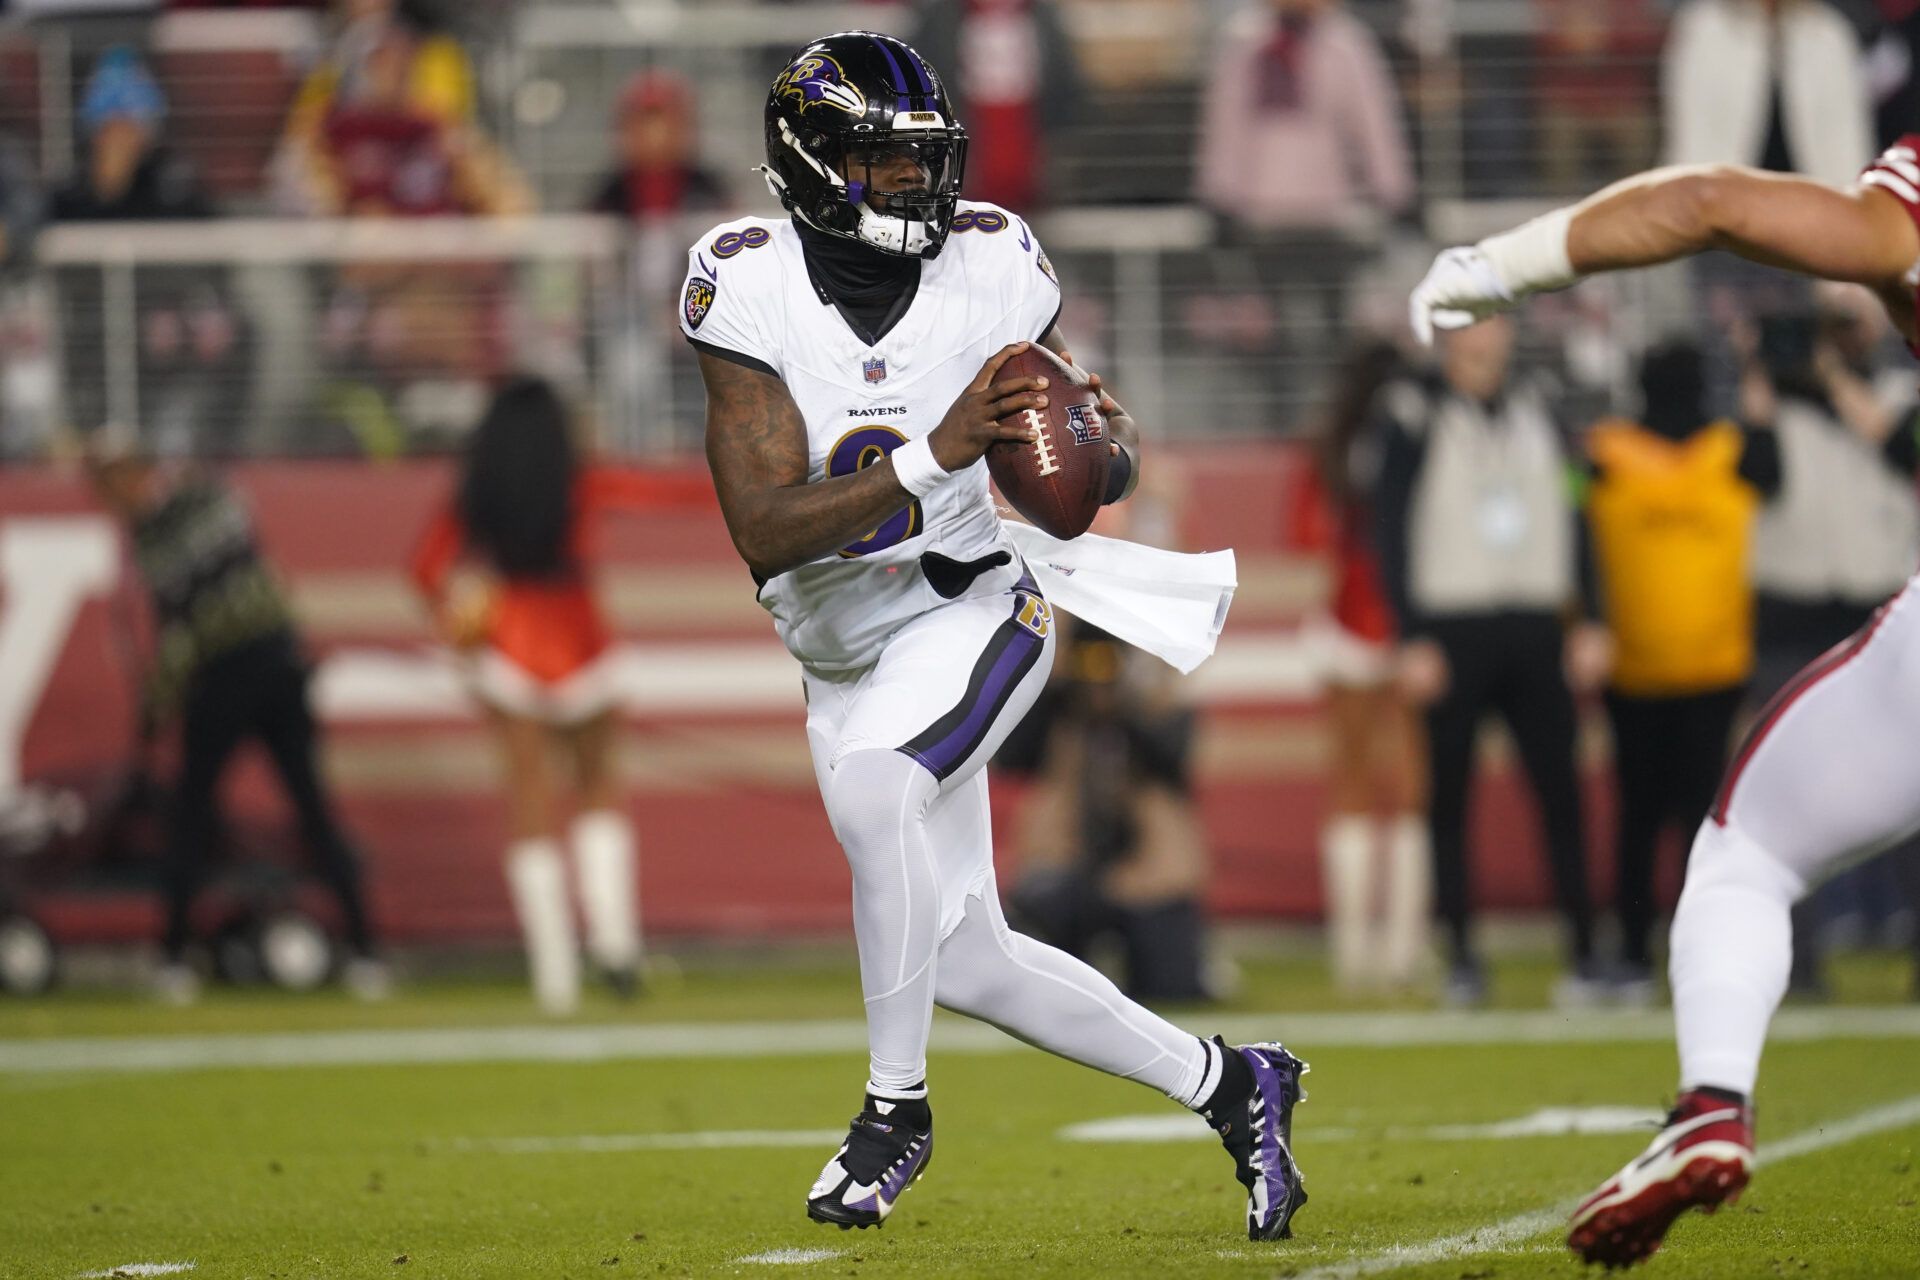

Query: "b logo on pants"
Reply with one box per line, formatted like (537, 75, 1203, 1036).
(1014, 591, 1052, 640)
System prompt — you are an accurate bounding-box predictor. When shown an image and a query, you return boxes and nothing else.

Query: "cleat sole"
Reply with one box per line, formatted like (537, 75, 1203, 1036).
(1568, 1155, 1750, 1268)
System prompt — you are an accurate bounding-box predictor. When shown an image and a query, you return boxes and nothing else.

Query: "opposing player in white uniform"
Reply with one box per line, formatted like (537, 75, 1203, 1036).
(681, 32, 1308, 1240)
(1411, 140, 1920, 1267)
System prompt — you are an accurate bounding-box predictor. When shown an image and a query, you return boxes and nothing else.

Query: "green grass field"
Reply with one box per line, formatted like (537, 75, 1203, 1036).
(4, 953, 1917, 1279)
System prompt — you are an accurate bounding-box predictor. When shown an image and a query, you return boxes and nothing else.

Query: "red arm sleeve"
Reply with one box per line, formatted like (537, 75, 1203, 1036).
(410, 501, 466, 599)
(580, 464, 715, 514)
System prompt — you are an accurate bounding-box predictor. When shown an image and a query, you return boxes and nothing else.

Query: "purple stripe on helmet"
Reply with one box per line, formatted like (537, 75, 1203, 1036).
(871, 36, 914, 110)
(904, 624, 1041, 778)
(900, 46, 936, 94)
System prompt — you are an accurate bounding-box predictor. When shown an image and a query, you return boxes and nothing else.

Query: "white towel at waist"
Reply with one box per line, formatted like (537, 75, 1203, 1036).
(1004, 523, 1237, 675)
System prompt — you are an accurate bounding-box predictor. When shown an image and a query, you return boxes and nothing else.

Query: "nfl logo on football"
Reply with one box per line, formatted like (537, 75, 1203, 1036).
(1065, 402, 1102, 445)
(863, 356, 888, 385)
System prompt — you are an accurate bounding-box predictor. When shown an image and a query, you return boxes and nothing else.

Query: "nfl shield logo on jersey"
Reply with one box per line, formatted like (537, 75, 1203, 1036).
(684, 278, 716, 331)
(1065, 402, 1103, 445)
(863, 356, 888, 385)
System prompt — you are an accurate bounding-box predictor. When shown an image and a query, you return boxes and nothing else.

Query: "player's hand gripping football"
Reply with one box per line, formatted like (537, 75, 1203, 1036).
(1055, 348, 1134, 460)
(1409, 246, 1517, 345)
(928, 341, 1051, 472)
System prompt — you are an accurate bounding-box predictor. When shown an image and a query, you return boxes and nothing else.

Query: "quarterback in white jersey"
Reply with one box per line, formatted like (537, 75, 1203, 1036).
(1413, 141, 1920, 1267)
(681, 198, 1058, 672)
(684, 31, 1309, 1242)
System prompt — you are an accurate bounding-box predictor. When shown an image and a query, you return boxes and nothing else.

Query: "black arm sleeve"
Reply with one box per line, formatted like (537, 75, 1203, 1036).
(1736, 421, 1784, 500)
(1371, 399, 1428, 640)
(1101, 443, 1135, 505)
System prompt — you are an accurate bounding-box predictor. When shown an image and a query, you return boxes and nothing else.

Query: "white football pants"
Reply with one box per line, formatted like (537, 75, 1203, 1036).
(806, 573, 1210, 1107)
(1673, 573, 1920, 1094)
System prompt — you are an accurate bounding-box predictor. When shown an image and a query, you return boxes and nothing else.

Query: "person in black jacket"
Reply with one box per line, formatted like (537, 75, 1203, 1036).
(86, 432, 384, 1003)
(1373, 316, 1611, 1007)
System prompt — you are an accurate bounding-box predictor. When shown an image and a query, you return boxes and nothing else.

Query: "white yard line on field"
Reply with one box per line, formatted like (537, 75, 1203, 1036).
(445, 1105, 1661, 1157)
(448, 1129, 844, 1154)
(733, 1248, 843, 1265)
(73, 1265, 196, 1279)
(4, 1006, 1919, 1076)
(1274, 1093, 1920, 1280)
(1060, 1105, 1662, 1145)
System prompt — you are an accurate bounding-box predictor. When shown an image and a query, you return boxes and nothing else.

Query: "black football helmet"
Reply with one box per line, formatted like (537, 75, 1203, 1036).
(761, 31, 968, 259)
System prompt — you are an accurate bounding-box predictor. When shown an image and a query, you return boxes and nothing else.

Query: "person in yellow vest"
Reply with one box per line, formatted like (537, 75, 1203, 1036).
(1585, 340, 1780, 1002)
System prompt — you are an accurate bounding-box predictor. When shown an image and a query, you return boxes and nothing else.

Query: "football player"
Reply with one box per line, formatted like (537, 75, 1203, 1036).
(681, 32, 1307, 1240)
(1411, 142, 1920, 1267)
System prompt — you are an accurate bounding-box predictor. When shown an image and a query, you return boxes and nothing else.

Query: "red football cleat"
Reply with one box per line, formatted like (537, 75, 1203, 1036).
(1567, 1089, 1754, 1268)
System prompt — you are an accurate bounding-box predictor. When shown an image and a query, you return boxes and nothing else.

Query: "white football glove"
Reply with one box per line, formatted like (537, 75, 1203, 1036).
(1409, 245, 1515, 346)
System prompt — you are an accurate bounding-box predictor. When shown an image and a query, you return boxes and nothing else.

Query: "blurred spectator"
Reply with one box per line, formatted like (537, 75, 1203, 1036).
(0, 132, 49, 461)
(911, 0, 1082, 210)
(284, 0, 475, 139)
(83, 429, 385, 1004)
(277, 14, 524, 217)
(0, 134, 43, 270)
(1298, 340, 1430, 993)
(1193, 0, 1414, 397)
(587, 71, 730, 221)
(51, 47, 251, 453)
(1196, 0, 1414, 230)
(1663, 0, 1872, 187)
(1748, 309, 1919, 697)
(1584, 340, 1778, 1003)
(271, 5, 527, 451)
(410, 378, 709, 1014)
(1373, 316, 1608, 1007)
(1000, 478, 1217, 1003)
(1743, 307, 1920, 994)
(52, 46, 210, 223)
(1533, 0, 1664, 193)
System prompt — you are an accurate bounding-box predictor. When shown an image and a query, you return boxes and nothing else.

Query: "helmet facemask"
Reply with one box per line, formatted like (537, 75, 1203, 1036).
(763, 118, 968, 259)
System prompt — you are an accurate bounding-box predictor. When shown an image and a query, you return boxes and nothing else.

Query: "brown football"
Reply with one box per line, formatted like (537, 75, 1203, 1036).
(986, 344, 1110, 540)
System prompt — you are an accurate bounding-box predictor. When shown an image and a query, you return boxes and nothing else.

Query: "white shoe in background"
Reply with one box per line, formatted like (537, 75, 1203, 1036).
(343, 957, 393, 1002)
(153, 962, 201, 1007)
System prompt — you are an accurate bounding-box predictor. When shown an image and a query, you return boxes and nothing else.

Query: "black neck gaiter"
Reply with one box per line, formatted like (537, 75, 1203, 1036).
(795, 216, 921, 346)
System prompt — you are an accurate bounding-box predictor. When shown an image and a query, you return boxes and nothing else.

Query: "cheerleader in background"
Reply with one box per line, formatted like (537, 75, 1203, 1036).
(1300, 340, 1431, 992)
(412, 377, 706, 1014)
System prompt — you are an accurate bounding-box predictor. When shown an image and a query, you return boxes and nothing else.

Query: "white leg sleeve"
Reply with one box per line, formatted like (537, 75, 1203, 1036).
(505, 839, 579, 1016)
(1670, 819, 1803, 1095)
(571, 809, 641, 970)
(934, 886, 1212, 1107)
(1673, 577, 1920, 1094)
(1320, 815, 1378, 990)
(825, 748, 944, 1095)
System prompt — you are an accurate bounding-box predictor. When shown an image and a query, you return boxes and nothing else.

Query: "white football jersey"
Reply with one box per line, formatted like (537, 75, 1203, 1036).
(680, 201, 1063, 672)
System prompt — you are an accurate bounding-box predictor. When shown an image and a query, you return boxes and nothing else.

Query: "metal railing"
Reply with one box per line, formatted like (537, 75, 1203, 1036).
(34, 214, 635, 457)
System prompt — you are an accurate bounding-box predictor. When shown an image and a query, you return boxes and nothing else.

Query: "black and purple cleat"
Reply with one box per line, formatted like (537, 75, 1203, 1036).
(805, 1095, 933, 1230)
(1206, 1038, 1310, 1241)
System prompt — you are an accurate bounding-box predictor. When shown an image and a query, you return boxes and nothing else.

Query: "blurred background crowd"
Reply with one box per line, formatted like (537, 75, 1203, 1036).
(3, 0, 1919, 1011)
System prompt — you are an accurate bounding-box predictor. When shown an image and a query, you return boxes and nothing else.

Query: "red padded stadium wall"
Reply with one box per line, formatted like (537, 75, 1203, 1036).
(0, 450, 1633, 945)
